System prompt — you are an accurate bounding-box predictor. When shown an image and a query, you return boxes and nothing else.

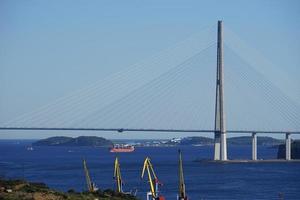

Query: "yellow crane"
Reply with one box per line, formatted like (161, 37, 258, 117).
(113, 156, 137, 196)
(141, 157, 165, 200)
(83, 159, 98, 192)
(113, 156, 123, 193)
(178, 150, 188, 200)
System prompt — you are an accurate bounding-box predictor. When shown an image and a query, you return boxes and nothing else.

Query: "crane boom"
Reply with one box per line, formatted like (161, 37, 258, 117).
(141, 157, 163, 199)
(83, 159, 93, 192)
(178, 150, 188, 200)
(114, 156, 123, 193)
(141, 157, 156, 198)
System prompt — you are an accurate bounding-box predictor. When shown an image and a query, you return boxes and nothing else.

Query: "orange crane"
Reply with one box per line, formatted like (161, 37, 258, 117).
(141, 157, 165, 200)
(83, 159, 98, 192)
(178, 150, 188, 200)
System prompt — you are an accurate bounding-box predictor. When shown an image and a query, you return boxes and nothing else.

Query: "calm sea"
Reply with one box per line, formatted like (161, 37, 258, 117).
(0, 140, 299, 199)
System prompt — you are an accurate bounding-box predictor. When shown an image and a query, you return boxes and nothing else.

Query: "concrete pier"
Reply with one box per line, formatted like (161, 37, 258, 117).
(214, 133, 221, 160)
(252, 132, 257, 160)
(220, 132, 227, 160)
(285, 133, 291, 160)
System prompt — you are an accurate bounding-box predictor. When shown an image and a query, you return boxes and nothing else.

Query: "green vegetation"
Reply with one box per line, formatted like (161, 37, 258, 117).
(32, 136, 113, 147)
(0, 179, 138, 200)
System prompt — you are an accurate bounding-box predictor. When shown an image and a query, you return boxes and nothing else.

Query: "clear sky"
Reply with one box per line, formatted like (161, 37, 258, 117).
(0, 0, 299, 139)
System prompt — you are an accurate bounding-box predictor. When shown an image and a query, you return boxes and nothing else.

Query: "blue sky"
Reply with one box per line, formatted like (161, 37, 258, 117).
(0, 0, 299, 139)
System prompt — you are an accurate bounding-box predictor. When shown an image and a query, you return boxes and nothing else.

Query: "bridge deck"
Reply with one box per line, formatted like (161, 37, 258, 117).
(0, 127, 299, 134)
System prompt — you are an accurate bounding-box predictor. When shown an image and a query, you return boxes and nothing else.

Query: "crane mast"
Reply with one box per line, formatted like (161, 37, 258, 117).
(141, 157, 165, 200)
(113, 156, 123, 193)
(178, 150, 188, 200)
(83, 159, 97, 192)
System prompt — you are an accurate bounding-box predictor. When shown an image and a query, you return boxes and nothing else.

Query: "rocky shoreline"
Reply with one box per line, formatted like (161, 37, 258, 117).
(0, 179, 137, 200)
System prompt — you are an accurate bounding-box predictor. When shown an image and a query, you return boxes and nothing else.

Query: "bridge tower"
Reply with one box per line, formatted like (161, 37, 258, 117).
(214, 21, 227, 161)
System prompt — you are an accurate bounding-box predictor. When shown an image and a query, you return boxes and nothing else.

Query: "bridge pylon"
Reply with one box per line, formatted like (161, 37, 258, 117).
(214, 21, 227, 161)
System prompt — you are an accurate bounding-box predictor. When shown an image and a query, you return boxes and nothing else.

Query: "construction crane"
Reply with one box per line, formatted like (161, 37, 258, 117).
(141, 157, 165, 200)
(83, 159, 98, 192)
(178, 150, 188, 200)
(113, 156, 123, 193)
(113, 156, 137, 196)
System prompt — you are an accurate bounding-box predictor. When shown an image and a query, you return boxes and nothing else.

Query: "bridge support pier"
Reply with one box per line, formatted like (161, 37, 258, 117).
(285, 133, 291, 160)
(220, 132, 227, 160)
(252, 132, 257, 160)
(213, 21, 227, 161)
(214, 132, 221, 160)
(214, 132, 227, 161)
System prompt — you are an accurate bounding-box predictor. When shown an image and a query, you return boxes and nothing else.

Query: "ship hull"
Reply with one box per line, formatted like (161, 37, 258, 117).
(110, 147, 134, 153)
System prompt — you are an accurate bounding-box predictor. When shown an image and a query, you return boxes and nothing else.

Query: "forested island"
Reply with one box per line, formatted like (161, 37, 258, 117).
(32, 136, 113, 147)
(163, 136, 283, 146)
(32, 136, 283, 147)
(227, 136, 282, 146)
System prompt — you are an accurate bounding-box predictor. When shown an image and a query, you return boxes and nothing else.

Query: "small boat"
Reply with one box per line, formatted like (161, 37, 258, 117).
(110, 144, 134, 153)
(26, 146, 34, 151)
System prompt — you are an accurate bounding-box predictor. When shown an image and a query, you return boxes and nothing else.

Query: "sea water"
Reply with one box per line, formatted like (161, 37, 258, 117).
(0, 140, 299, 199)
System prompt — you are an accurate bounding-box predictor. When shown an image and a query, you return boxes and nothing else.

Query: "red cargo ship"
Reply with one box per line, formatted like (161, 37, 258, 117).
(110, 145, 135, 153)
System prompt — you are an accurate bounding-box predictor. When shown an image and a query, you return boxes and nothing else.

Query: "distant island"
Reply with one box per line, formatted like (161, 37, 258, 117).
(114, 136, 283, 147)
(277, 140, 300, 159)
(32, 136, 284, 147)
(227, 136, 283, 146)
(163, 136, 213, 146)
(32, 136, 113, 147)
(162, 136, 283, 146)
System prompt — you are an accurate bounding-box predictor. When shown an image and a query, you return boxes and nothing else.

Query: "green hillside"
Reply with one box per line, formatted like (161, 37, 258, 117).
(32, 136, 113, 147)
(0, 179, 137, 200)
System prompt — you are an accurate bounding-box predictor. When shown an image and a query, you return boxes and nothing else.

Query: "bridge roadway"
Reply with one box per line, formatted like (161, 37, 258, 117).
(0, 127, 299, 134)
(1, 127, 299, 161)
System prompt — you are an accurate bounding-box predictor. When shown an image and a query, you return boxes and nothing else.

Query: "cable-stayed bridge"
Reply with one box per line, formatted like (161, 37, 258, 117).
(1, 21, 300, 161)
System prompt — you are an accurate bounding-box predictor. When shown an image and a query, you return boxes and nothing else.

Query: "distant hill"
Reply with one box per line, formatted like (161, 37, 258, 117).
(165, 136, 282, 146)
(180, 136, 213, 145)
(228, 136, 283, 146)
(32, 136, 113, 147)
(277, 140, 300, 159)
(32, 136, 283, 147)
(165, 136, 213, 146)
